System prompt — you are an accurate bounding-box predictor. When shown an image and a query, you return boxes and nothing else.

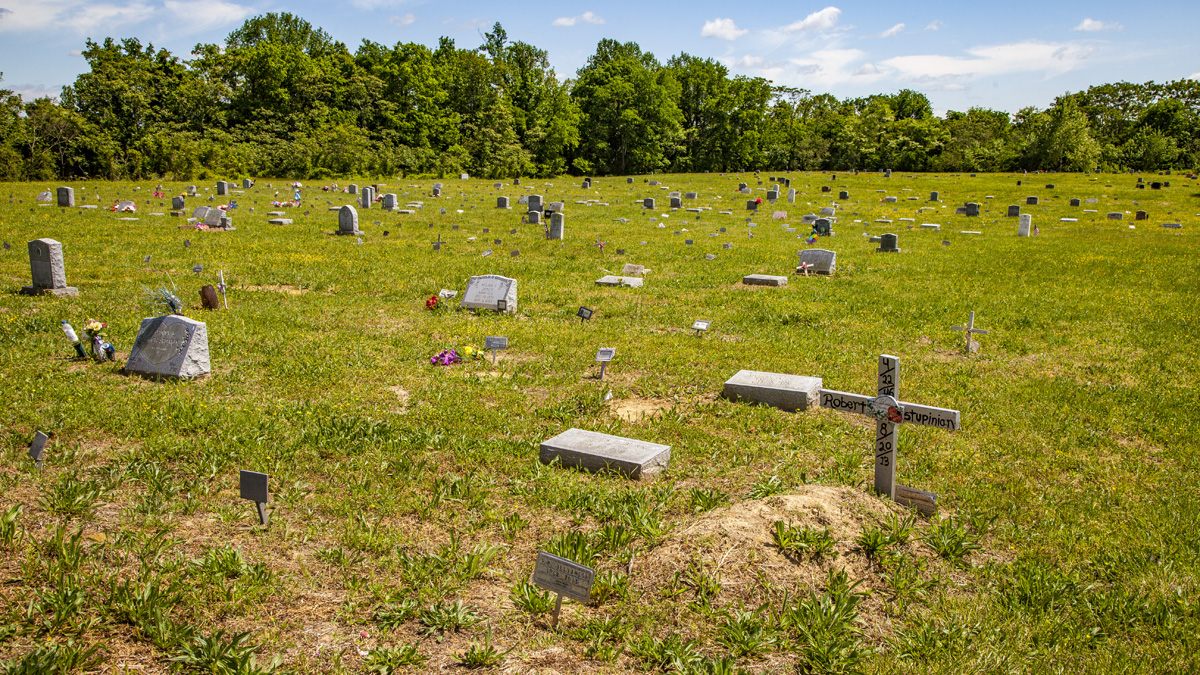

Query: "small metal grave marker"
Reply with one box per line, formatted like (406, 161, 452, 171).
(532, 550, 595, 627)
(692, 320, 710, 337)
(577, 306, 593, 323)
(29, 431, 48, 470)
(192, 264, 203, 274)
(818, 355, 959, 513)
(951, 311, 989, 354)
(595, 347, 615, 379)
(495, 299, 507, 313)
(438, 289, 457, 299)
(484, 336, 508, 364)
(143, 254, 151, 263)
(482, 249, 492, 257)
(239, 470, 270, 525)
(183, 239, 190, 248)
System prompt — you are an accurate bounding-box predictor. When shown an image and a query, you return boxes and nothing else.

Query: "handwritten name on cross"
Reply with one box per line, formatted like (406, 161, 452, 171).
(952, 311, 988, 354)
(818, 355, 959, 512)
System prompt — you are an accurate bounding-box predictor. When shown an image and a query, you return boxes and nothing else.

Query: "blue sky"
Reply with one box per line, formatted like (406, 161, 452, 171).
(1, 0, 1196, 115)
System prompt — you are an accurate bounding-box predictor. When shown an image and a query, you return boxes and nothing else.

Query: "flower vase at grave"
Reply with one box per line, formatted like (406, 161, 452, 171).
(61, 321, 86, 358)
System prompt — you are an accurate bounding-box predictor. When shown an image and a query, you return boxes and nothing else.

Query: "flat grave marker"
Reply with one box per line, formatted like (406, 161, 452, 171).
(540, 428, 670, 480)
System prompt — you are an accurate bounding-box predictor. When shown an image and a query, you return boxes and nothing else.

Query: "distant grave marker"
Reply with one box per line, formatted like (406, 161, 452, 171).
(239, 470, 269, 525)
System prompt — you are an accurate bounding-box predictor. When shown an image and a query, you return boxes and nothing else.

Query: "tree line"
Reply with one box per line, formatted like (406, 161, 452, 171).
(1, 12, 1197, 180)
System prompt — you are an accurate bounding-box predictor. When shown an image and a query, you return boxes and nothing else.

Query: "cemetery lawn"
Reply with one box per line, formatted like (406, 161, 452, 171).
(1, 172, 1198, 674)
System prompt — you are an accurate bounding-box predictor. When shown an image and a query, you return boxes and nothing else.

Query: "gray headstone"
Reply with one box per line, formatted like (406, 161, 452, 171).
(203, 208, 224, 227)
(527, 210, 541, 224)
(528, 195, 543, 212)
(539, 428, 670, 480)
(172, 196, 185, 210)
(722, 370, 823, 412)
(813, 219, 832, 236)
(621, 263, 645, 276)
(670, 196, 682, 208)
(360, 187, 374, 209)
(798, 249, 836, 274)
(337, 205, 361, 235)
(877, 233, 900, 252)
(1018, 214, 1032, 237)
(595, 275, 643, 287)
(1070, 198, 1081, 207)
(644, 198, 655, 209)
(742, 274, 787, 287)
(21, 238, 77, 297)
(56, 187, 74, 207)
(242, 178, 253, 189)
(1026, 196, 1038, 205)
(349, 184, 358, 194)
(965, 203, 980, 217)
(747, 200, 758, 211)
(497, 196, 510, 209)
(766, 190, 779, 201)
(838, 191, 849, 200)
(549, 213, 564, 240)
(124, 315, 210, 379)
(1007, 205, 1020, 217)
(1135, 210, 1148, 221)
(461, 274, 517, 313)
(929, 191, 939, 202)
(382, 193, 397, 210)
(216, 181, 228, 196)
(1107, 212, 1123, 220)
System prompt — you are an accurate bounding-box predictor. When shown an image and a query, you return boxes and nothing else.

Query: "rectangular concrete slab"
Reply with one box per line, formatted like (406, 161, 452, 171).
(743, 274, 787, 287)
(722, 370, 823, 412)
(540, 428, 670, 479)
(595, 275, 643, 287)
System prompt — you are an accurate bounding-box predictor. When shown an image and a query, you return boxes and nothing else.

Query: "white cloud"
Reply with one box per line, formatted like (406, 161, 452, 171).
(163, 0, 251, 32)
(11, 83, 61, 100)
(878, 23, 904, 38)
(925, 20, 942, 30)
(552, 11, 604, 27)
(388, 12, 416, 26)
(1074, 18, 1121, 31)
(881, 41, 1096, 79)
(69, 49, 83, 56)
(853, 63, 881, 75)
(1189, 72, 1200, 80)
(700, 17, 747, 40)
(781, 6, 841, 33)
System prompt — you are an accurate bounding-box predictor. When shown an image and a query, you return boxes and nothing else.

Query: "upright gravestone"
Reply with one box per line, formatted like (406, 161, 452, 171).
(381, 193, 397, 211)
(461, 274, 517, 313)
(929, 191, 939, 202)
(56, 187, 74, 208)
(798, 249, 836, 274)
(813, 218, 832, 236)
(670, 196, 682, 208)
(360, 187, 373, 209)
(187, 185, 197, 196)
(1026, 196, 1038, 205)
(838, 190, 849, 200)
(497, 196, 510, 209)
(216, 181, 228, 196)
(876, 233, 900, 253)
(348, 184, 358, 195)
(1135, 210, 1148, 221)
(788, 189, 796, 203)
(21, 239, 78, 297)
(242, 178, 253, 189)
(644, 198, 655, 209)
(528, 195, 543, 212)
(965, 203, 980, 217)
(549, 213, 565, 240)
(527, 210, 541, 224)
(1018, 214, 1032, 237)
(1007, 205, 1020, 217)
(124, 315, 210, 379)
(337, 205, 361, 235)
(172, 196, 185, 211)
(1070, 198, 1081, 207)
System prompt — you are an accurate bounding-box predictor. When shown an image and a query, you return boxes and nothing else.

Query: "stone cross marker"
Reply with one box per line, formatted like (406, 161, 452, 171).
(952, 311, 989, 354)
(239, 470, 269, 525)
(818, 355, 959, 512)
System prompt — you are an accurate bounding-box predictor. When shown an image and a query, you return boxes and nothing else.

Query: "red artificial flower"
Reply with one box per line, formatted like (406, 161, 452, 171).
(426, 296, 438, 309)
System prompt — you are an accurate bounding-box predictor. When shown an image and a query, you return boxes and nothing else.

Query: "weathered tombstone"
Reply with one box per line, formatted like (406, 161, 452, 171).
(929, 191, 939, 202)
(199, 285, 220, 309)
(461, 274, 517, 313)
(742, 274, 787, 287)
(644, 198, 655, 209)
(1107, 212, 1123, 220)
(548, 213, 565, 240)
(360, 187, 373, 209)
(746, 200, 758, 211)
(813, 219, 832, 236)
(1007, 205, 1021, 217)
(951, 311, 989, 354)
(21, 239, 78, 297)
(528, 195, 543, 212)
(798, 249, 836, 274)
(242, 178, 253, 189)
(818, 354, 959, 511)
(838, 190, 849, 200)
(965, 203, 980, 217)
(337, 205, 361, 235)
(820, 206, 836, 216)
(723, 370, 822, 412)
(349, 184, 358, 194)
(1018, 214, 1032, 237)
(172, 196, 185, 210)
(787, 189, 796, 203)
(1135, 210, 1148, 221)
(124, 315, 210, 379)
(670, 196, 683, 208)
(1026, 196, 1038, 205)
(883, 196, 898, 204)
(766, 190, 779, 201)
(203, 208, 224, 227)
(876, 233, 900, 253)
(621, 263, 645, 276)
(496, 196, 510, 209)
(527, 210, 541, 224)
(432, 186, 441, 197)
(685, 192, 698, 199)
(216, 181, 228, 196)
(540, 428, 670, 479)
(547, 201, 564, 212)
(595, 275, 642, 287)
(187, 185, 197, 196)
(1070, 198, 1081, 207)
(56, 187, 74, 207)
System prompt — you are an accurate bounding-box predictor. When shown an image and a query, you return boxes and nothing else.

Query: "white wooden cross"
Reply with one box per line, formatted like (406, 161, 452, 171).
(951, 311, 988, 354)
(818, 354, 960, 514)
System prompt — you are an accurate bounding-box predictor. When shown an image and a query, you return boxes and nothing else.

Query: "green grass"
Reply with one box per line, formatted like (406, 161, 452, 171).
(1, 171, 1199, 673)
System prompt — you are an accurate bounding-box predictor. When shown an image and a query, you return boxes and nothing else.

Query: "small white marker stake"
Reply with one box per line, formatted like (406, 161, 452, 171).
(951, 311, 989, 354)
(217, 270, 228, 309)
